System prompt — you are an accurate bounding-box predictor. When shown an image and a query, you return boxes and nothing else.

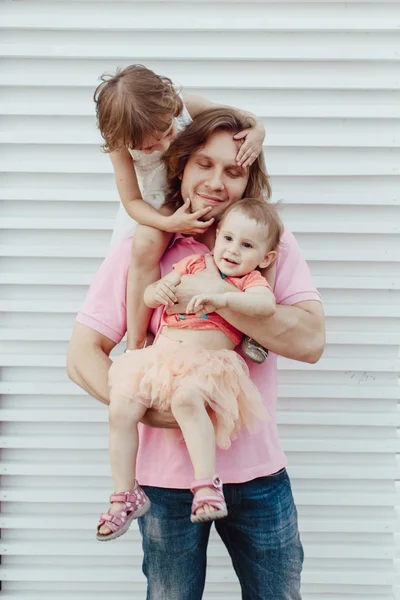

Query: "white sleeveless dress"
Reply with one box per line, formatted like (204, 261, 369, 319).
(110, 100, 192, 247)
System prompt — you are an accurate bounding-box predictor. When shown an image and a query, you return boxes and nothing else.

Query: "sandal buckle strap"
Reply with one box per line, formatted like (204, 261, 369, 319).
(98, 483, 150, 537)
(190, 474, 223, 494)
(190, 474, 227, 518)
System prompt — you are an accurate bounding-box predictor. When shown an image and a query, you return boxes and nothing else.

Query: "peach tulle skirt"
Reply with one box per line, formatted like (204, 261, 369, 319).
(108, 335, 268, 450)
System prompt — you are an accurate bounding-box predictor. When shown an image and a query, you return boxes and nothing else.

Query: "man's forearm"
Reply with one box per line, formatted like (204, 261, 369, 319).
(224, 290, 275, 318)
(67, 333, 179, 428)
(217, 301, 325, 363)
(67, 344, 112, 405)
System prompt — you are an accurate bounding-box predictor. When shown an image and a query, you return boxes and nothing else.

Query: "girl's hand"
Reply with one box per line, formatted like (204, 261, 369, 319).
(166, 198, 215, 234)
(153, 279, 179, 307)
(186, 292, 227, 316)
(234, 124, 266, 168)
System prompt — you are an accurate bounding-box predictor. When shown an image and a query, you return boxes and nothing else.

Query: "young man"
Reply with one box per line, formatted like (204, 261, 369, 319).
(68, 108, 325, 600)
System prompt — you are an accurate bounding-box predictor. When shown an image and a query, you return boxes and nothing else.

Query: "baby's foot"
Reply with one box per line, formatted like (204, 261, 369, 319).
(98, 502, 125, 536)
(97, 485, 151, 540)
(194, 487, 222, 517)
(190, 476, 228, 523)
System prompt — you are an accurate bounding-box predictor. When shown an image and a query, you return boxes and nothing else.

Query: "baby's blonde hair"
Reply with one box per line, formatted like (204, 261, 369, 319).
(219, 198, 283, 251)
(94, 64, 183, 152)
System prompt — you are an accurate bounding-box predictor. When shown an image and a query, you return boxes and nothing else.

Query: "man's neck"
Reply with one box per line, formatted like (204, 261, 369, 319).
(193, 224, 217, 250)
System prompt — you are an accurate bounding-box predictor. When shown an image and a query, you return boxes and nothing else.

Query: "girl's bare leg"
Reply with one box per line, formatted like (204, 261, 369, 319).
(170, 388, 219, 517)
(98, 393, 148, 535)
(127, 224, 172, 350)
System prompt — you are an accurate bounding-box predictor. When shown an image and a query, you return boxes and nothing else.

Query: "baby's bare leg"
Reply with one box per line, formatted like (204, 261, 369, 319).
(170, 387, 218, 516)
(127, 225, 172, 350)
(98, 391, 147, 535)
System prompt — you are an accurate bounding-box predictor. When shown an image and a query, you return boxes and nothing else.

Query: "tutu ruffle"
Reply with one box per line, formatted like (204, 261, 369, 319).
(109, 335, 268, 449)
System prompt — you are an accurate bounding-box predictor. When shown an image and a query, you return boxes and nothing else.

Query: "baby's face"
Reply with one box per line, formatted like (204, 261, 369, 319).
(139, 117, 177, 154)
(213, 211, 271, 277)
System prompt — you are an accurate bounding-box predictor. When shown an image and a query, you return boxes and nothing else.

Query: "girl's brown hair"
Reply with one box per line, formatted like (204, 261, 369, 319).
(93, 64, 183, 152)
(219, 197, 283, 251)
(163, 108, 271, 208)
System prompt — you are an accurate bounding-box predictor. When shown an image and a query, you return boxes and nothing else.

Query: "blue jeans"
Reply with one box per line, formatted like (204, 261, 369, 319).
(139, 469, 304, 599)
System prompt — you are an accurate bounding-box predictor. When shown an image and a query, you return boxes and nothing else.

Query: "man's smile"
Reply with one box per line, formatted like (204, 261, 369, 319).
(196, 192, 226, 205)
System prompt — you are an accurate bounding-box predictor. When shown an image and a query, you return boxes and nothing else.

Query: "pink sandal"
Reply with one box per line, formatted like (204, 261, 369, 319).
(96, 482, 151, 541)
(190, 475, 228, 524)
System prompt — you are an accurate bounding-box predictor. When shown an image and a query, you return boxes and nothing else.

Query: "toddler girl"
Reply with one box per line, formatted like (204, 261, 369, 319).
(94, 64, 268, 360)
(97, 198, 283, 541)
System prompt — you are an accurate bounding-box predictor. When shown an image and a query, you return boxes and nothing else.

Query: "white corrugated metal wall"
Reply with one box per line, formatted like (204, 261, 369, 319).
(1, 1, 399, 598)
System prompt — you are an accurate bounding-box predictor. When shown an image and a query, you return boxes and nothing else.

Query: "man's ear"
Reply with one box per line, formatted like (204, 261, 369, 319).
(259, 250, 277, 270)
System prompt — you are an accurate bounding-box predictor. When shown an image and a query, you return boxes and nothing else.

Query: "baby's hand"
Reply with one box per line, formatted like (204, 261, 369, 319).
(167, 198, 215, 235)
(153, 279, 179, 307)
(186, 292, 227, 316)
(234, 125, 265, 168)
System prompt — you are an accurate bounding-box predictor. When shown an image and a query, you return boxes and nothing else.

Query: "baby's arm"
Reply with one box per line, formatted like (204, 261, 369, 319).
(187, 286, 276, 319)
(182, 93, 265, 168)
(222, 286, 275, 318)
(144, 269, 182, 309)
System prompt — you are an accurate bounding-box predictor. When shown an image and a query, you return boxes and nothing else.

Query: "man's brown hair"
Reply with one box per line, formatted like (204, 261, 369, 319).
(163, 108, 271, 208)
(93, 64, 183, 152)
(219, 197, 283, 251)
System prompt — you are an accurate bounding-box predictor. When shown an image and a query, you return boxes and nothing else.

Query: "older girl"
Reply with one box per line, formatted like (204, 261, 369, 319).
(94, 65, 267, 360)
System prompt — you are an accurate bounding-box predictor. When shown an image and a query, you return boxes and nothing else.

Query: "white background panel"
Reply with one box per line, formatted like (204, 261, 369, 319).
(0, 0, 399, 598)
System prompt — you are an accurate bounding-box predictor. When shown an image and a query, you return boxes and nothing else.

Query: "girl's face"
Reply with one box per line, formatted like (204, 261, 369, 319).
(213, 210, 275, 277)
(139, 117, 178, 154)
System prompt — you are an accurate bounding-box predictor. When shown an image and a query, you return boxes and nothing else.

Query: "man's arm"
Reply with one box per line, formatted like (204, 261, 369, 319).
(167, 255, 325, 364)
(218, 300, 325, 364)
(67, 323, 115, 405)
(67, 323, 178, 427)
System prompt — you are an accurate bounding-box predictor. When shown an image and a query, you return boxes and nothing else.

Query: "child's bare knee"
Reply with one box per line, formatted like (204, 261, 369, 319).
(109, 394, 143, 423)
(131, 225, 166, 269)
(131, 235, 155, 264)
(171, 389, 204, 416)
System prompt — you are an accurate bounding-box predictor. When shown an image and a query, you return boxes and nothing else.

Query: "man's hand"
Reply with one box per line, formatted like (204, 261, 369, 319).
(166, 254, 233, 315)
(186, 292, 227, 316)
(141, 409, 178, 429)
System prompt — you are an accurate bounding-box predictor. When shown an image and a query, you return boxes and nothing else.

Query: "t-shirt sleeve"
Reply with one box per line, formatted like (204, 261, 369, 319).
(172, 254, 201, 276)
(241, 270, 272, 291)
(75, 238, 131, 344)
(274, 229, 322, 306)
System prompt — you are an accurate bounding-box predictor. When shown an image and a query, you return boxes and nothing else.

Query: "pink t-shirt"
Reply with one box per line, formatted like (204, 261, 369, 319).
(76, 230, 321, 488)
(163, 253, 271, 345)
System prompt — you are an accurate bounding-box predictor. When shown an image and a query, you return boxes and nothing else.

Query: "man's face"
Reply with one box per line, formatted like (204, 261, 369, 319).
(180, 130, 249, 220)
